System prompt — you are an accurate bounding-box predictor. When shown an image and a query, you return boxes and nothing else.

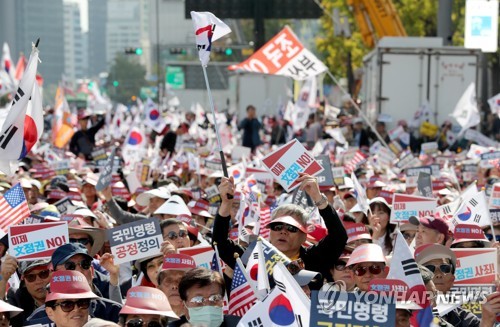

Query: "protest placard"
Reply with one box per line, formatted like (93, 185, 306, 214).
(490, 209, 500, 225)
(9, 222, 69, 260)
(406, 166, 432, 188)
(451, 248, 497, 285)
(232, 146, 251, 161)
(489, 183, 500, 209)
(315, 155, 334, 189)
(390, 194, 437, 223)
(53, 197, 77, 216)
(480, 151, 500, 168)
(178, 245, 215, 270)
(95, 148, 116, 192)
(311, 291, 396, 327)
(261, 139, 323, 192)
(451, 284, 496, 320)
(331, 167, 345, 186)
(50, 160, 71, 176)
(417, 172, 433, 198)
(462, 164, 479, 182)
(22, 215, 45, 225)
(421, 142, 438, 154)
(107, 219, 163, 265)
(292, 188, 314, 209)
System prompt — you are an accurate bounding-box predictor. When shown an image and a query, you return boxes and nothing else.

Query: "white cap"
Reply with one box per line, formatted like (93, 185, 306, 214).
(337, 177, 354, 190)
(154, 195, 192, 217)
(136, 187, 171, 206)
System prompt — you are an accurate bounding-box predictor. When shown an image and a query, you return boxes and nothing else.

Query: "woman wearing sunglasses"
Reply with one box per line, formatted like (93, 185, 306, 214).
(346, 244, 388, 292)
(118, 286, 178, 327)
(214, 173, 347, 290)
(45, 270, 100, 327)
(0, 258, 51, 326)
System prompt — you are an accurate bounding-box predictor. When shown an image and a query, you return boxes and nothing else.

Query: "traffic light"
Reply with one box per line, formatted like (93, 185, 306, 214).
(225, 48, 233, 56)
(125, 47, 143, 55)
(113, 80, 119, 87)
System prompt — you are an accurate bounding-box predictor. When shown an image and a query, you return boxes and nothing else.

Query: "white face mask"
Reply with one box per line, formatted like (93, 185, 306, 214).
(187, 305, 224, 327)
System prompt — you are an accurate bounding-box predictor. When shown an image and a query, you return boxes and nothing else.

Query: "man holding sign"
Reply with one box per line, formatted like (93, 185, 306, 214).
(213, 172, 347, 290)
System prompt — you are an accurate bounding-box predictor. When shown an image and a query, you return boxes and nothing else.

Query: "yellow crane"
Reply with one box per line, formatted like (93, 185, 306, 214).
(347, 0, 407, 48)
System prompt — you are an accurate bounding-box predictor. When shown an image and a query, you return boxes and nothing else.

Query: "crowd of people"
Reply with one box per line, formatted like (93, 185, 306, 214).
(0, 96, 497, 327)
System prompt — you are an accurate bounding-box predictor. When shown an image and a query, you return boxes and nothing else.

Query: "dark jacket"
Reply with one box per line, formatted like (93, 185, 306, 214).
(168, 314, 240, 327)
(69, 117, 105, 159)
(238, 118, 261, 150)
(105, 197, 147, 225)
(443, 306, 481, 327)
(212, 204, 347, 290)
(7, 285, 38, 327)
(160, 131, 177, 156)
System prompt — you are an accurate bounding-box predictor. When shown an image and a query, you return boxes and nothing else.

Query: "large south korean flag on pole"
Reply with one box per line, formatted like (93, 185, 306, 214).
(190, 11, 231, 67)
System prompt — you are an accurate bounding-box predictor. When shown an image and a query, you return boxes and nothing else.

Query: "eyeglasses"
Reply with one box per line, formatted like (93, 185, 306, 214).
(270, 223, 299, 233)
(187, 294, 223, 307)
(334, 261, 347, 271)
(286, 258, 305, 275)
(126, 319, 163, 327)
(425, 264, 453, 275)
(353, 265, 384, 276)
(52, 299, 91, 312)
(485, 233, 500, 242)
(166, 230, 188, 240)
(24, 269, 50, 282)
(69, 238, 92, 246)
(402, 232, 416, 241)
(64, 259, 92, 271)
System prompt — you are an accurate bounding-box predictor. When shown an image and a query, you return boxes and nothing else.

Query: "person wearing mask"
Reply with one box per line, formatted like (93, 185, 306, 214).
(168, 268, 240, 327)
(213, 173, 347, 290)
(238, 105, 261, 153)
(118, 286, 178, 327)
(69, 110, 105, 160)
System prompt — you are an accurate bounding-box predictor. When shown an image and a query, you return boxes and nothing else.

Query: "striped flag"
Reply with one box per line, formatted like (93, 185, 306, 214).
(0, 183, 30, 236)
(228, 257, 257, 317)
(211, 247, 229, 314)
(259, 204, 271, 240)
(344, 150, 367, 174)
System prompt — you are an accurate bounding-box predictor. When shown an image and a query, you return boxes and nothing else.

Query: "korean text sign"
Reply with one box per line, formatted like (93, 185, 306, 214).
(9, 222, 69, 260)
(107, 219, 163, 265)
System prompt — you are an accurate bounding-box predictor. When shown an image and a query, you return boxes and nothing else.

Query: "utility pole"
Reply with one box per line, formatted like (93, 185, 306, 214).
(437, 0, 453, 45)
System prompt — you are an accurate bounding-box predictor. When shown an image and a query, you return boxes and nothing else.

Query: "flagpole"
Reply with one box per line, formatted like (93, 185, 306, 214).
(201, 64, 230, 178)
(325, 70, 390, 149)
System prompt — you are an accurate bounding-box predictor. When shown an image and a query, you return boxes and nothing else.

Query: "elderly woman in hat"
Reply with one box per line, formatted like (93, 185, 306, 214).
(118, 286, 178, 327)
(45, 270, 100, 327)
(0, 300, 22, 327)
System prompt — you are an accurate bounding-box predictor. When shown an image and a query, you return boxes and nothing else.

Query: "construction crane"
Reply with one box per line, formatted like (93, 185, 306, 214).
(348, 0, 407, 48)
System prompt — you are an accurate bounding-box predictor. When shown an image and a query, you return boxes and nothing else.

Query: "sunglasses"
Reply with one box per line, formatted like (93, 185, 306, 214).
(485, 233, 500, 242)
(334, 261, 347, 271)
(187, 294, 223, 307)
(69, 238, 92, 246)
(24, 269, 50, 282)
(425, 264, 453, 275)
(126, 319, 163, 327)
(402, 232, 416, 241)
(52, 299, 91, 312)
(286, 258, 305, 275)
(270, 223, 299, 233)
(166, 230, 188, 240)
(64, 259, 92, 271)
(353, 265, 384, 276)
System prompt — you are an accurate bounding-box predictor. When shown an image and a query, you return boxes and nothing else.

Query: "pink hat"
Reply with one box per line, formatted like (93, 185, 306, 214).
(267, 216, 308, 234)
(451, 224, 490, 247)
(159, 253, 196, 272)
(346, 244, 386, 267)
(120, 286, 178, 319)
(46, 271, 99, 301)
(188, 199, 213, 218)
(345, 223, 372, 243)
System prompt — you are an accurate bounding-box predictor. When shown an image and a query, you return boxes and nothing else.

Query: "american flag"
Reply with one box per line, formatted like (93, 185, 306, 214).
(259, 205, 271, 240)
(0, 183, 30, 234)
(344, 150, 367, 174)
(229, 258, 257, 317)
(211, 249, 229, 314)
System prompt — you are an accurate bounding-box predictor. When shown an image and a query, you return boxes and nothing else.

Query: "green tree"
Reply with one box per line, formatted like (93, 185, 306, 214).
(108, 54, 147, 104)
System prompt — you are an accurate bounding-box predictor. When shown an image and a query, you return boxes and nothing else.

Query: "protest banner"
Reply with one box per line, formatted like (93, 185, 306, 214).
(331, 167, 345, 186)
(95, 148, 116, 192)
(417, 172, 433, 198)
(204, 159, 223, 174)
(22, 215, 45, 225)
(53, 197, 77, 215)
(315, 155, 334, 189)
(311, 291, 396, 327)
(462, 164, 479, 183)
(451, 284, 496, 320)
(292, 187, 314, 209)
(421, 142, 438, 154)
(451, 248, 497, 285)
(479, 151, 500, 168)
(107, 218, 163, 265)
(390, 194, 437, 223)
(489, 183, 500, 209)
(491, 209, 500, 225)
(178, 245, 215, 270)
(406, 166, 432, 188)
(228, 26, 327, 80)
(379, 190, 394, 205)
(395, 153, 415, 170)
(50, 160, 71, 176)
(91, 148, 108, 166)
(261, 139, 324, 192)
(9, 222, 69, 260)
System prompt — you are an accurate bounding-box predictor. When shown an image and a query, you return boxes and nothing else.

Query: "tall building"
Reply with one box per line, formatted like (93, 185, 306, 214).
(88, 0, 107, 76)
(0, 0, 64, 87)
(63, 0, 88, 82)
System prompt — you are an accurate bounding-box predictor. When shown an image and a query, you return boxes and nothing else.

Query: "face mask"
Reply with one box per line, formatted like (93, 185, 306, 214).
(187, 305, 224, 327)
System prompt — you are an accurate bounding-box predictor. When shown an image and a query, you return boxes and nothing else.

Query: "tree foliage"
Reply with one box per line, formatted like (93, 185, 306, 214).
(316, 0, 470, 80)
(107, 54, 147, 104)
